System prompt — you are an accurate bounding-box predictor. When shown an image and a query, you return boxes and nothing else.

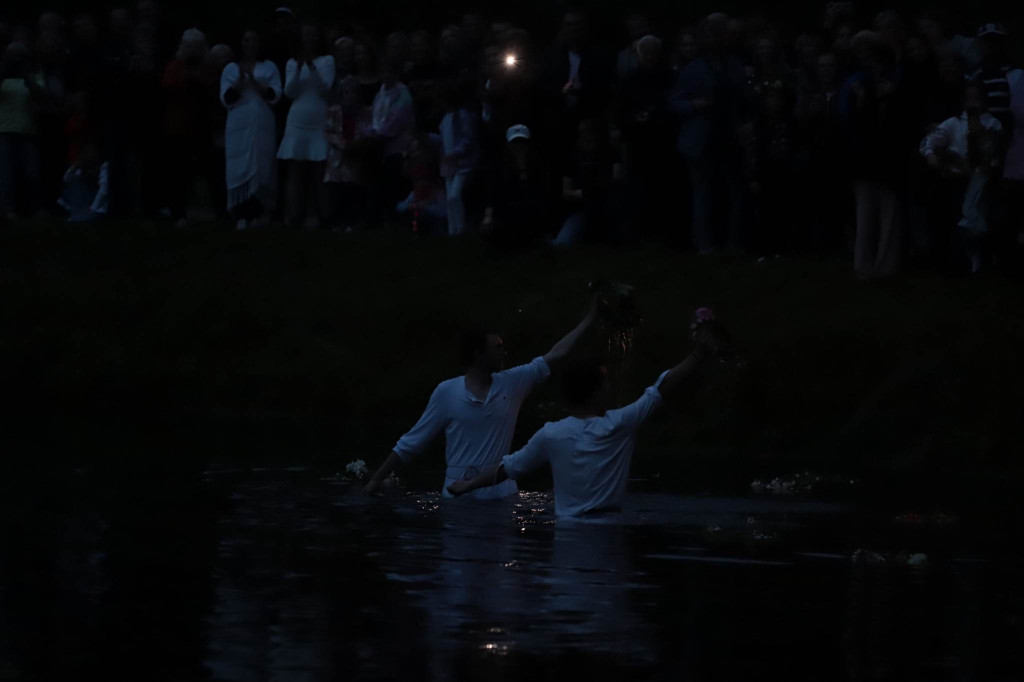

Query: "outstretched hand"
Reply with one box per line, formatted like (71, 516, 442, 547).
(690, 318, 730, 359)
(692, 325, 720, 357)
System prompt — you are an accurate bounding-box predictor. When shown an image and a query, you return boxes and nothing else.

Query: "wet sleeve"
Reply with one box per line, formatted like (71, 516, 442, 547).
(501, 428, 550, 480)
(500, 356, 551, 401)
(393, 384, 448, 462)
(605, 370, 669, 432)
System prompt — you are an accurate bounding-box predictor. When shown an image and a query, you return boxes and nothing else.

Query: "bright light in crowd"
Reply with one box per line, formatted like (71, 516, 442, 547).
(505, 54, 518, 66)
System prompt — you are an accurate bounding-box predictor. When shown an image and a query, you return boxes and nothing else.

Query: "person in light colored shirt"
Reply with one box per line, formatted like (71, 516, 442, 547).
(369, 57, 416, 224)
(920, 82, 1003, 273)
(363, 297, 600, 498)
(221, 30, 282, 230)
(371, 58, 416, 157)
(448, 326, 723, 516)
(277, 24, 335, 228)
(438, 83, 480, 236)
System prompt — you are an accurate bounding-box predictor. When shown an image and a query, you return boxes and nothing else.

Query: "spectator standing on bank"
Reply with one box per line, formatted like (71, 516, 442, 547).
(0, 41, 48, 219)
(221, 30, 282, 230)
(278, 24, 334, 228)
(439, 82, 480, 236)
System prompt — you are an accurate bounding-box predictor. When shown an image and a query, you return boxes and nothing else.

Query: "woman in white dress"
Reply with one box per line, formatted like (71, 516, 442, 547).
(277, 24, 335, 227)
(220, 30, 282, 230)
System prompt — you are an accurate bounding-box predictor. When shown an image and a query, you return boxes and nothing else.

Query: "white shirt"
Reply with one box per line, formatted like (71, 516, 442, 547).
(502, 370, 669, 517)
(394, 357, 551, 499)
(919, 112, 1002, 160)
(372, 82, 416, 156)
(282, 56, 335, 130)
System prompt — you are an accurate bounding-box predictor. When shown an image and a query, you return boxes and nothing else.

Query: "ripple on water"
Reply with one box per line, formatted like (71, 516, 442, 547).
(194, 467, 1022, 681)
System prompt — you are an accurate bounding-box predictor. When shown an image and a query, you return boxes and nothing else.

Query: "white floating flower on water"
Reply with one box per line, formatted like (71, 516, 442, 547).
(906, 553, 929, 567)
(852, 549, 886, 565)
(345, 459, 369, 480)
(765, 477, 796, 495)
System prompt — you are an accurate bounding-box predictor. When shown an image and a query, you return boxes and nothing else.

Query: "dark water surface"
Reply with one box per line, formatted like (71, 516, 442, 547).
(2, 464, 1021, 681)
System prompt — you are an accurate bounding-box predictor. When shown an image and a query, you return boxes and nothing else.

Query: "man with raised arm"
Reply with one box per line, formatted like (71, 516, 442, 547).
(447, 324, 724, 516)
(362, 297, 599, 498)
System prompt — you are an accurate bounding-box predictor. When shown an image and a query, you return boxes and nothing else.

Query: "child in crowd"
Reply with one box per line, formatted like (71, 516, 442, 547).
(324, 76, 373, 231)
(58, 141, 109, 222)
(396, 135, 447, 235)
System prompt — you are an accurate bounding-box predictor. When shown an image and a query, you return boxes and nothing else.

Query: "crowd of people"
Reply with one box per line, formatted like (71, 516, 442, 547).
(1, 3, 1023, 277)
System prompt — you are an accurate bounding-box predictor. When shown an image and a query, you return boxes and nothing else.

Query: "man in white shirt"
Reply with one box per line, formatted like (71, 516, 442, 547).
(362, 297, 599, 498)
(447, 326, 722, 516)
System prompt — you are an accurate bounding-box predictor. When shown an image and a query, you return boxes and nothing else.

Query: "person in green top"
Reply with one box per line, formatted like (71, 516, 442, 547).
(0, 41, 50, 219)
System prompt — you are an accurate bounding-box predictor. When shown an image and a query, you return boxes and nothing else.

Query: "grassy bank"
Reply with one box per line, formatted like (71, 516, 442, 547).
(3, 223, 1023, 512)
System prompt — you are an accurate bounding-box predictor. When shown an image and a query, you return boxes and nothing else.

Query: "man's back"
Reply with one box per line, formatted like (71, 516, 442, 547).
(502, 374, 666, 516)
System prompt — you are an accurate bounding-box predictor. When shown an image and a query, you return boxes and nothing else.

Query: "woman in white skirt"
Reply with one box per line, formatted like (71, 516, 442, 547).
(278, 24, 335, 227)
(220, 30, 282, 230)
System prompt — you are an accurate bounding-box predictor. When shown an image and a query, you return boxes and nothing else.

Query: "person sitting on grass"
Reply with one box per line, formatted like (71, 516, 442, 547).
(362, 295, 600, 498)
(447, 324, 724, 516)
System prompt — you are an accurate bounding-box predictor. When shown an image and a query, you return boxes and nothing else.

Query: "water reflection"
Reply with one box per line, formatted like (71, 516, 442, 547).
(381, 498, 656, 675)
(2, 465, 1022, 681)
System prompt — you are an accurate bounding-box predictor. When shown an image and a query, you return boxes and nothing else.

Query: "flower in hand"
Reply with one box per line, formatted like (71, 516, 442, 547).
(692, 326, 720, 357)
(690, 308, 731, 359)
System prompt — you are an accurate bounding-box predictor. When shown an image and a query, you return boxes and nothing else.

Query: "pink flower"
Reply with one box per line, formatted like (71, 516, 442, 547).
(695, 307, 715, 322)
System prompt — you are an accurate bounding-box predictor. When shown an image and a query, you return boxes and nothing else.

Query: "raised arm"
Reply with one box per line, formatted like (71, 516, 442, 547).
(608, 324, 722, 431)
(543, 295, 599, 369)
(656, 324, 720, 400)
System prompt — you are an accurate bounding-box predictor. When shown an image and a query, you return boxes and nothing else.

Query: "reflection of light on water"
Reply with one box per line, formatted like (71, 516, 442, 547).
(480, 642, 513, 655)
